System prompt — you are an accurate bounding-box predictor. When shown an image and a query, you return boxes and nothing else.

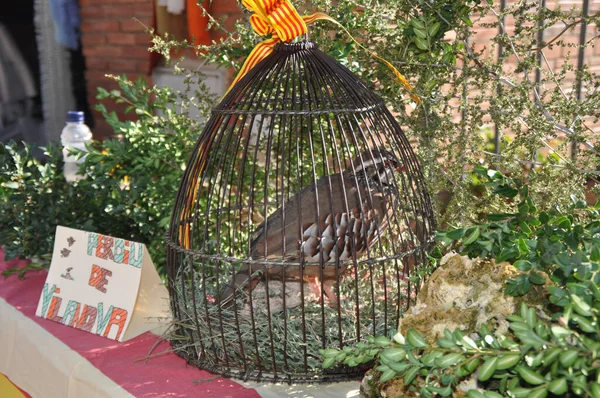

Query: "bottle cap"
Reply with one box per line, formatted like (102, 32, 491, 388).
(66, 111, 85, 123)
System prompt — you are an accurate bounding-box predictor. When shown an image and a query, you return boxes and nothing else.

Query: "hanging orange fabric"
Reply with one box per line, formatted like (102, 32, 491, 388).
(187, 0, 211, 46)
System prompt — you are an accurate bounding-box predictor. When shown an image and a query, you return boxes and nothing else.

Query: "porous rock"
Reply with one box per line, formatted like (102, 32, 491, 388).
(399, 253, 552, 343)
(361, 253, 552, 397)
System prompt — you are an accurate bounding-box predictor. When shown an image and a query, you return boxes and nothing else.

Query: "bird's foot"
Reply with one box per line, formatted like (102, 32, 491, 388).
(307, 276, 338, 308)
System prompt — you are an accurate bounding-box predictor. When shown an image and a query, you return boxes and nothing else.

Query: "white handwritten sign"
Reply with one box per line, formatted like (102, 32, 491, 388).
(35, 226, 171, 341)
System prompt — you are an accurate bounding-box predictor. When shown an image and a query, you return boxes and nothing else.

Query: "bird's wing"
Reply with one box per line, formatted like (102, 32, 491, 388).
(251, 174, 387, 260)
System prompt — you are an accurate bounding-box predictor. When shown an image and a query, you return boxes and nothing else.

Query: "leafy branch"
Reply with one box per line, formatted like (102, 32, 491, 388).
(322, 301, 600, 398)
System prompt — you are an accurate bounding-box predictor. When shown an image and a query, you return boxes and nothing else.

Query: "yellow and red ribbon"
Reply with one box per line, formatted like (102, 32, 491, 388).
(228, 0, 421, 104)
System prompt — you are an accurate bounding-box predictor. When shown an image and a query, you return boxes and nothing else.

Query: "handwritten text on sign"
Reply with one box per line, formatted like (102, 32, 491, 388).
(36, 227, 146, 341)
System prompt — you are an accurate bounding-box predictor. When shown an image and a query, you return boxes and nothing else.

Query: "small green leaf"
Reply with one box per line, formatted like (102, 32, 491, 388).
(427, 385, 453, 397)
(486, 213, 514, 221)
(590, 382, 600, 398)
(528, 271, 546, 285)
(588, 282, 600, 301)
(434, 353, 465, 368)
(516, 366, 545, 385)
(572, 314, 595, 333)
(548, 378, 568, 395)
(553, 216, 571, 229)
(376, 364, 390, 373)
(509, 322, 531, 333)
(374, 336, 392, 347)
(507, 315, 524, 322)
(413, 27, 427, 39)
(461, 335, 478, 350)
(571, 295, 592, 316)
(392, 332, 405, 344)
(514, 260, 532, 271)
(517, 238, 530, 254)
(478, 357, 498, 381)
(381, 348, 407, 362)
(404, 366, 420, 386)
(436, 338, 456, 348)
(559, 349, 578, 367)
(519, 220, 532, 235)
(446, 228, 465, 240)
(514, 330, 546, 349)
(530, 386, 549, 398)
(464, 357, 481, 373)
(444, 329, 454, 341)
(428, 22, 441, 37)
(496, 354, 521, 370)
(420, 351, 443, 365)
(406, 329, 427, 348)
(467, 391, 485, 398)
(321, 348, 339, 358)
(542, 347, 561, 365)
(411, 18, 425, 29)
(483, 392, 503, 398)
(494, 185, 519, 198)
(510, 388, 532, 398)
(520, 302, 528, 319)
(322, 357, 335, 368)
(550, 326, 572, 338)
(463, 227, 480, 245)
(334, 351, 346, 361)
(379, 369, 397, 383)
(387, 360, 410, 372)
(414, 36, 429, 50)
(591, 245, 600, 262)
(525, 307, 538, 328)
(548, 286, 566, 298)
(518, 203, 530, 214)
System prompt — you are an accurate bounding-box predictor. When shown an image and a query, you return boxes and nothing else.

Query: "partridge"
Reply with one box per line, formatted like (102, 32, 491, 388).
(218, 149, 404, 306)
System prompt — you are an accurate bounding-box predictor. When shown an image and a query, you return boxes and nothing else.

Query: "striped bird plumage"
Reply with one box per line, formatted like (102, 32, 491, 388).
(218, 149, 402, 305)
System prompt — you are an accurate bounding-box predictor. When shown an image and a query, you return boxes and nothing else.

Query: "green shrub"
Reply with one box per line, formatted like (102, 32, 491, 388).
(0, 75, 214, 277)
(322, 166, 600, 397)
(323, 300, 600, 397)
(437, 165, 600, 297)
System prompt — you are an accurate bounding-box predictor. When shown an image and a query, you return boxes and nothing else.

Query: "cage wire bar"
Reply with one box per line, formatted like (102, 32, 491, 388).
(166, 41, 436, 383)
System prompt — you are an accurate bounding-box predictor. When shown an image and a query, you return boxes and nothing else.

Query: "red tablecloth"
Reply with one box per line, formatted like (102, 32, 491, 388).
(0, 250, 260, 398)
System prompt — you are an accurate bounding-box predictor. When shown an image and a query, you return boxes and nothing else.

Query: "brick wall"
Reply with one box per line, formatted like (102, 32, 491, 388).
(78, 0, 244, 138)
(80, 0, 155, 138)
(78, 0, 596, 137)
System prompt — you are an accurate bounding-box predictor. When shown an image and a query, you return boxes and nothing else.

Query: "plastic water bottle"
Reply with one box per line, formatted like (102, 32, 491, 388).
(61, 111, 92, 182)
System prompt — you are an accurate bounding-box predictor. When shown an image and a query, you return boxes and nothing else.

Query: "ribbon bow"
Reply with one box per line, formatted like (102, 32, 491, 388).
(245, 0, 306, 41)
(228, 0, 314, 90)
(228, 0, 420, 104)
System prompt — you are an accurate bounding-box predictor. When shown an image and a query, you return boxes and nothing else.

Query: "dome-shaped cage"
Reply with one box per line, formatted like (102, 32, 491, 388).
(166, 41, 436, 383)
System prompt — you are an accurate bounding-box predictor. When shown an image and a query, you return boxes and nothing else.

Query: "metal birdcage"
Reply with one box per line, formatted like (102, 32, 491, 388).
(165, 40, 436, 383)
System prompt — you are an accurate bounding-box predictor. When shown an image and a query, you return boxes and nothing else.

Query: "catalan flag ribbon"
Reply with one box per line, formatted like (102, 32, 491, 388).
(227, 0, 420, 104)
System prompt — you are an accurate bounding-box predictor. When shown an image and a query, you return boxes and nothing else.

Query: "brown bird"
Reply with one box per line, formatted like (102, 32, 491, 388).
(217, 149, 403, 307)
